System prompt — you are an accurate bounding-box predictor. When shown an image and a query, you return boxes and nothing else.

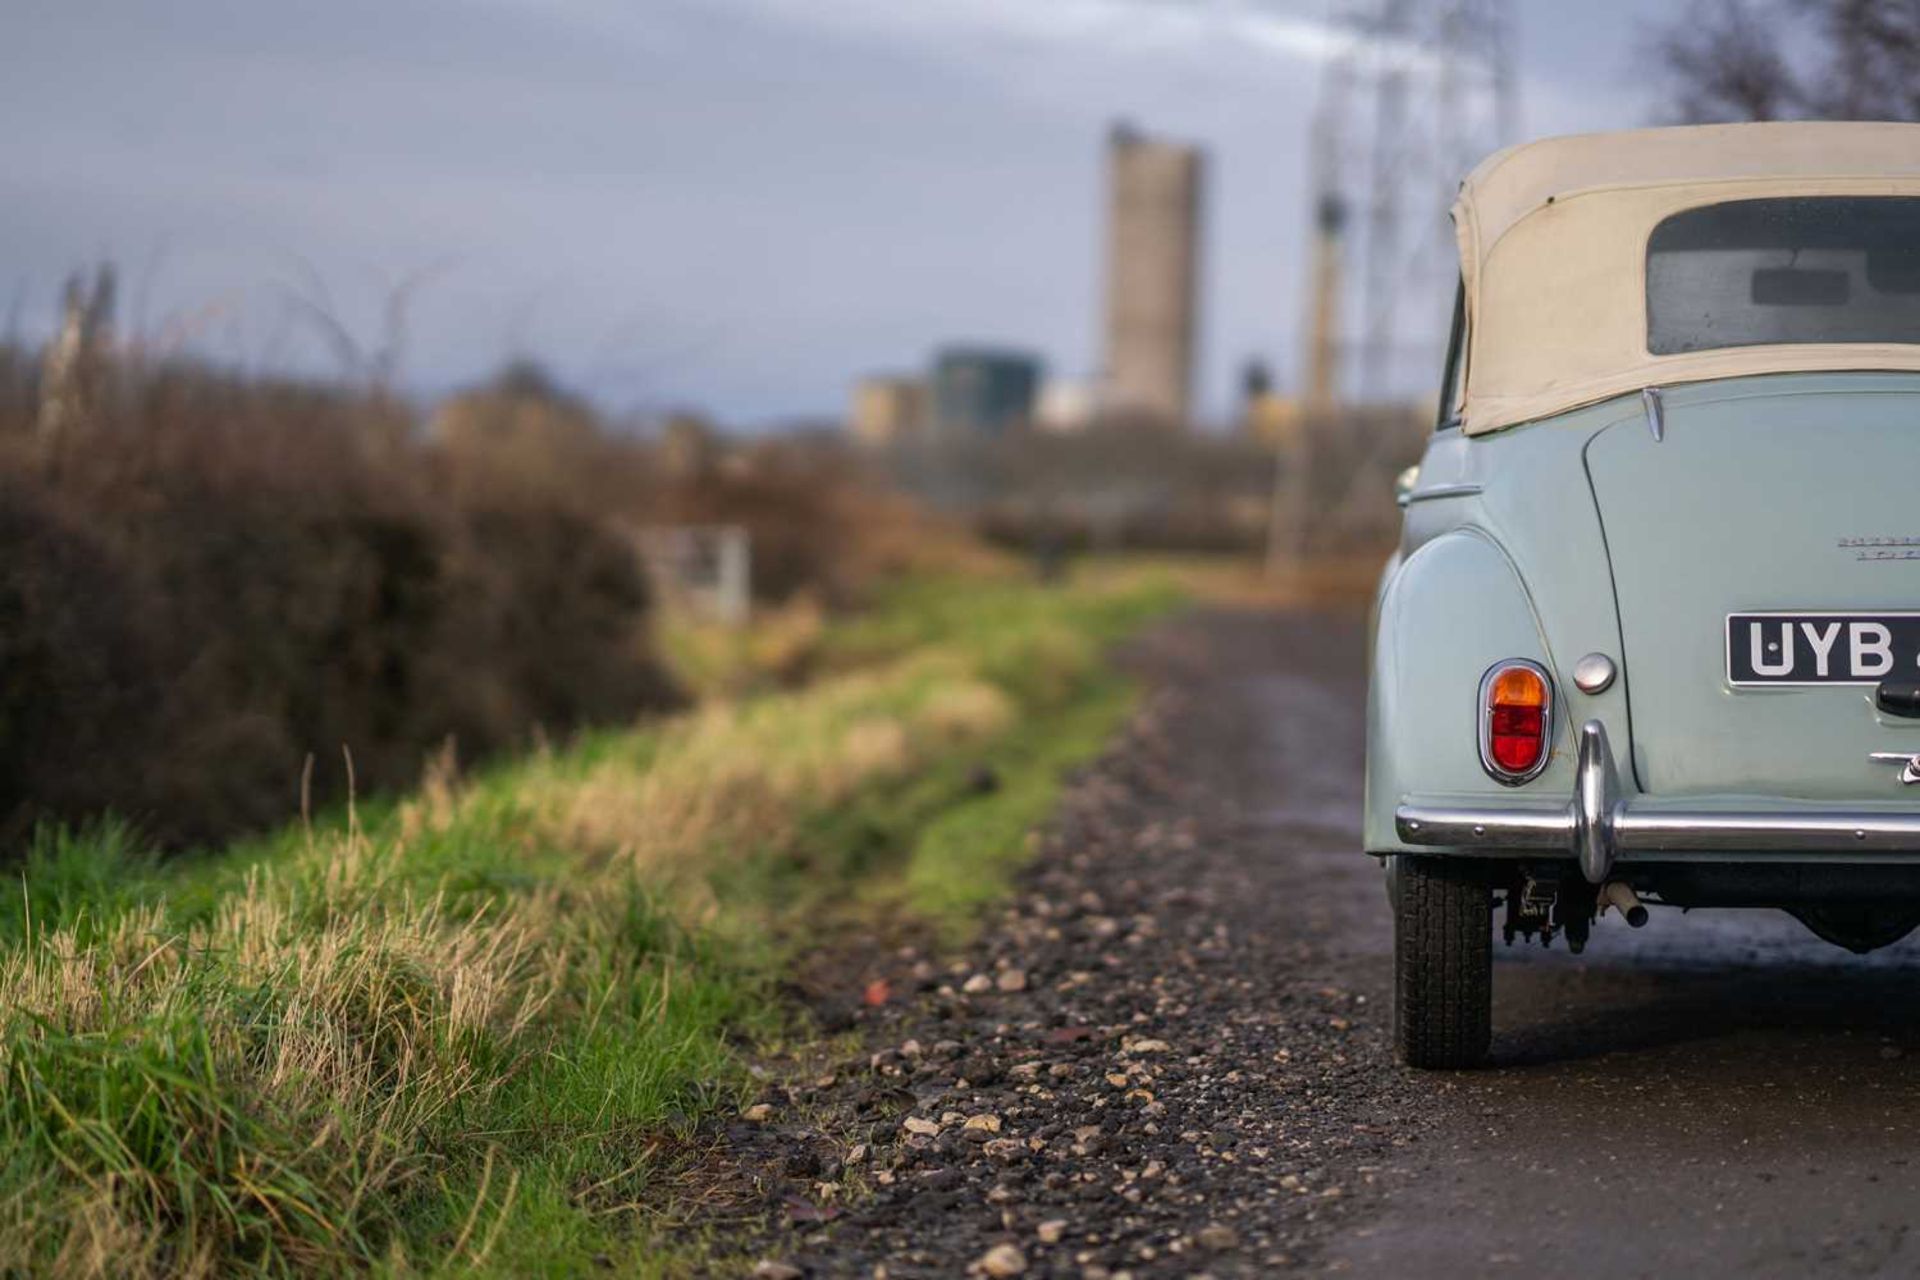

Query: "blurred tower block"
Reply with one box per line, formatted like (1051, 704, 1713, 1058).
(1102, 122, 1205, 429)
(848, 375, 928, 447)
(930, 347, 1042, 439)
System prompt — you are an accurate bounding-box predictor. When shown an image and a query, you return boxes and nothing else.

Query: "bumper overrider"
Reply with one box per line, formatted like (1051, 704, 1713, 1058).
(1395, 720, 1920, 884)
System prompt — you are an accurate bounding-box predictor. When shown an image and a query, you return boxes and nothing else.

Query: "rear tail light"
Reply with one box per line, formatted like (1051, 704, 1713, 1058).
(1480, 660, 1553, 784)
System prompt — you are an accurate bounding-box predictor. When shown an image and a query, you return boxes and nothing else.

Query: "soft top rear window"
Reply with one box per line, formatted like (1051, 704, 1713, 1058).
(1646, 196, 1920, 355)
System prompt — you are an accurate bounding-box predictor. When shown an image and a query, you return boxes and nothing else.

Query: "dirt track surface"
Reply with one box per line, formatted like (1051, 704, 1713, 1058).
(729, 607, 1920, 1279)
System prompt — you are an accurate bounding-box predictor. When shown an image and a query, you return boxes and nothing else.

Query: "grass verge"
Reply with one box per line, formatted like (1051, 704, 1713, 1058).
(0, 567, 1181, 1276)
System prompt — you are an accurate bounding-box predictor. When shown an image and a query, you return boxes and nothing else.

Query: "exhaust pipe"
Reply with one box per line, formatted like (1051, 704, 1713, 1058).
(1601, 881, 1649, 928)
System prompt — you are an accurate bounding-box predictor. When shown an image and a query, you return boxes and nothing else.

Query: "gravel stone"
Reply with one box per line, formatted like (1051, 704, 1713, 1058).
(974, 1243, 1027, 1276)
(1196, 1224, 1240, 1251)
(683, 612, 1424, 1278)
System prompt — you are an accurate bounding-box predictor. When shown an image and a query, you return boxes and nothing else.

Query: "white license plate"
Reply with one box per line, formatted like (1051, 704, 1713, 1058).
(1727, 612, 1920, 686)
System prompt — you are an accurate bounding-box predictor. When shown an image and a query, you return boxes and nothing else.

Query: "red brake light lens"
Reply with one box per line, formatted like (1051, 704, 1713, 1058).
(1482, 662, 1551, 782)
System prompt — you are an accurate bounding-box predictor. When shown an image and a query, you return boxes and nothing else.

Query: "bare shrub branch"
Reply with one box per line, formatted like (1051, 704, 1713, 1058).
(1647, 0, 1920, 122)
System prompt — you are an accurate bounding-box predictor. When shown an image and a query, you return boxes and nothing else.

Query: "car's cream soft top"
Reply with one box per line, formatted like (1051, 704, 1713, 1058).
(1453, 121, 1920, 435)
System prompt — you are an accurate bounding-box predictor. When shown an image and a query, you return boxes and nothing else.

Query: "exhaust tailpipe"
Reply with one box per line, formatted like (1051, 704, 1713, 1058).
(1602, 881, 1648, 928)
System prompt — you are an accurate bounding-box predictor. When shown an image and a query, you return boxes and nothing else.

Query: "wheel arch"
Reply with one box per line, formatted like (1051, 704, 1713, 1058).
(1364, 528, 1569, 854)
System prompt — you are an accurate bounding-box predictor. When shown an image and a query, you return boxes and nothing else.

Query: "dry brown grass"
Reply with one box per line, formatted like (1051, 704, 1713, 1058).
(543, 648, 1027, 881)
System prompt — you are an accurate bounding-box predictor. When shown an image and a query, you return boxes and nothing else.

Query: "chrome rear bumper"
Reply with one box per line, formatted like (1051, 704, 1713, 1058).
(1395, 720, 1920, 884)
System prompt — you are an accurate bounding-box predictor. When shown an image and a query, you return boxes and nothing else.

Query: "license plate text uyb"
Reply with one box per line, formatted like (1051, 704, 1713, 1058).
(1726, 612, 1920, 685)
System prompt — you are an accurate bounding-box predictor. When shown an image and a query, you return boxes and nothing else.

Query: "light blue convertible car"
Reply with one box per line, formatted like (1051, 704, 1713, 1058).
(1368, 122, 1920, 1067)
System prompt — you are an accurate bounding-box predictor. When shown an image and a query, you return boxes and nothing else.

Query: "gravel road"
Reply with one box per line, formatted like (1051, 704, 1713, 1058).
(727, 607, 1920, 1279)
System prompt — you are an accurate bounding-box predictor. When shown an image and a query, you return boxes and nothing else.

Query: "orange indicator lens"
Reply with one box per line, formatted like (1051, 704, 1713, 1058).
(1484, 663, 1550, 779)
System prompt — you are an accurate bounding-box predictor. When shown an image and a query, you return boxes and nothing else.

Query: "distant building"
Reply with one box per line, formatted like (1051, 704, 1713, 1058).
(1102, 122, 1205, 428)
(848, 375, 928, 447)
(930, 347, 1042, 439)
(1239, 358, 1301, 449)
(1036, 378, 1096, 434)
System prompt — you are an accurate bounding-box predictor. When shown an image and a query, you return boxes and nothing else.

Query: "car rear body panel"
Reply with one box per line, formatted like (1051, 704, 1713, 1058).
(1583, 373, 1920, 800)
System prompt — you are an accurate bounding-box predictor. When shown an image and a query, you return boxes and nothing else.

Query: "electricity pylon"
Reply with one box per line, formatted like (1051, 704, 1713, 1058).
(1308, 0, 1517, 404)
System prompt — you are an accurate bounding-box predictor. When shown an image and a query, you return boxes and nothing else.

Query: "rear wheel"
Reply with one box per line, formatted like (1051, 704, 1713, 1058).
(1392, 856, 1493, 1068)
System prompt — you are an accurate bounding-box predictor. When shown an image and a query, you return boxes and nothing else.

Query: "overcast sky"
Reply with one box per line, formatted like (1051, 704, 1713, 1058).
(1, 0, 1672, 426)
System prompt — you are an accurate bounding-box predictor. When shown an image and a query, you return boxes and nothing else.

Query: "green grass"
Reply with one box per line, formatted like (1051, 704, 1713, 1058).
(902, 670, 1133, 920)
(0, 566, 1182, 1277)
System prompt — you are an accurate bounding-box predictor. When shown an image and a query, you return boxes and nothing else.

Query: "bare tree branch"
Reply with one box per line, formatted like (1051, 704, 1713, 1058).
(1799, 0, 1920, 119)
(1647, 0, 1920, 122)
(373, 257, 460, 391)
(275, 255, 366, 379)
(1648, 0, 1803, 122)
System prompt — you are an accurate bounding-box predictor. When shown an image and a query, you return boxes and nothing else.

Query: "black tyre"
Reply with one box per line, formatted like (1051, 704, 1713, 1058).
(1392, 856, 1493, 1069)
